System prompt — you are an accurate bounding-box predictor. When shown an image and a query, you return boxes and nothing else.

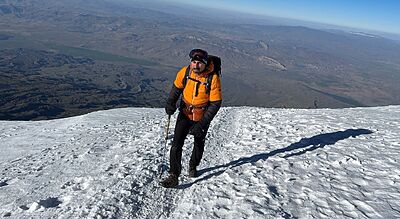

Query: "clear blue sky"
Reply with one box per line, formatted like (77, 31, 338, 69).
(168, 0, 400, 35)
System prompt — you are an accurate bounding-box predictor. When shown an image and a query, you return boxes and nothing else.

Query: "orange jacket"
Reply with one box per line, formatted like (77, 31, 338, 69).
(174, 62, 222, 106)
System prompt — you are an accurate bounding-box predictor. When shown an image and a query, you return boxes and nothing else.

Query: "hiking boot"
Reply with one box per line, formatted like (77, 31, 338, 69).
(160, 173, 178, 188)
(188, 167, 197, 178)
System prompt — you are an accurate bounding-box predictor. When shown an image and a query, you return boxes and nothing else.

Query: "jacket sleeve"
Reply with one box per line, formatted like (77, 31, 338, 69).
(166, 84, 182, 107)
(199, 100, 222, 127)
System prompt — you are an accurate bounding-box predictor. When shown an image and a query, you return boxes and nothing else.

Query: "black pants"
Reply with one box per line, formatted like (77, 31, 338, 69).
(169, 112, 209, 176)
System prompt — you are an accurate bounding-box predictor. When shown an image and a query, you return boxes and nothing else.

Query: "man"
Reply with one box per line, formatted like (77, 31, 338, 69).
(161, 48, 222, 188)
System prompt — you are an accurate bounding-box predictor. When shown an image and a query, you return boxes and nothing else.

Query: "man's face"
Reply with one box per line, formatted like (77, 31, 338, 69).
(191, 60, 206, 74)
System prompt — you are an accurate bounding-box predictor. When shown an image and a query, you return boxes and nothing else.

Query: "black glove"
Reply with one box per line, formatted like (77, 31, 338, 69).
(189, 123, 205, 138)
(165, 84, 182, 116)
(165, 103, 176, 115)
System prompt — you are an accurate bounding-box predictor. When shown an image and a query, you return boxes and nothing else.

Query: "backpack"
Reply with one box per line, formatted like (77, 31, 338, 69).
(182, 55, 221, 96)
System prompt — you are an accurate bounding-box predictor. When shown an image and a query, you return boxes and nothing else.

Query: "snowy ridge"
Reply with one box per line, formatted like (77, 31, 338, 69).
(0, 106, 400, 218)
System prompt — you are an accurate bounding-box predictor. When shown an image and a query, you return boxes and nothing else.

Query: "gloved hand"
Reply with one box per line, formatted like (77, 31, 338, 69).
(165, 103, 176, 115)
(189, 123, 205, 138)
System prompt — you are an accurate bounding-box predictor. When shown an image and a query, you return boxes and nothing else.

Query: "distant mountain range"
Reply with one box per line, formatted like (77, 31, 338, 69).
(1, 0, 400, 120)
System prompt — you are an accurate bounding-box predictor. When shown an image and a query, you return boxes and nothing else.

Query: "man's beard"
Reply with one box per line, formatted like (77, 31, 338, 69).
(193, 68, 202, 73)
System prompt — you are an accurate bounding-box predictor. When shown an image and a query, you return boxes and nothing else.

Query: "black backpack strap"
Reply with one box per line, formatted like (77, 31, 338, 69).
(186, 76, 207, 97)
(205, 73, 214, 94)
(182, 65, 191, 88)
(181, 65, 216, 96)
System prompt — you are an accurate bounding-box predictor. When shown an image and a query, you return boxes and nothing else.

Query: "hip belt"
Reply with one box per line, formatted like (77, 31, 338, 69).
(182, 102, 208, 122)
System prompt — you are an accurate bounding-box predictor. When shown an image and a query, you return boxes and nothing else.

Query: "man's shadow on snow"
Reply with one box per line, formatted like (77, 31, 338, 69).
(178, 128, 373, 189)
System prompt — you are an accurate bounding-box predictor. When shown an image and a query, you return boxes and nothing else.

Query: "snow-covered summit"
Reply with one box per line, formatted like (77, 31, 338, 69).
(1, 106, 399, 218)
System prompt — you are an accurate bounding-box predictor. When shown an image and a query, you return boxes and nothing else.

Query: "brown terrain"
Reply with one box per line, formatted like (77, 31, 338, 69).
(1, 0, 400, 120)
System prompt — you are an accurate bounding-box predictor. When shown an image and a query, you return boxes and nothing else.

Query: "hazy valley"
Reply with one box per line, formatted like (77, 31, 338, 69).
(1, 0, 400, 120)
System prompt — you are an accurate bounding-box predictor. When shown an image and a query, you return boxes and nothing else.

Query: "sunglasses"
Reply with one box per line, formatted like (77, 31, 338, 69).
(189, 49, 208, 60)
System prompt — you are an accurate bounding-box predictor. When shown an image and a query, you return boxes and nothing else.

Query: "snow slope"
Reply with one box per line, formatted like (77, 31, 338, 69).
(0, 106, 399, 218)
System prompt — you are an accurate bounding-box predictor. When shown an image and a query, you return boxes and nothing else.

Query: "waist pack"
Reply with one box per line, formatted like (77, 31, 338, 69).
(182, 100, 208, 122)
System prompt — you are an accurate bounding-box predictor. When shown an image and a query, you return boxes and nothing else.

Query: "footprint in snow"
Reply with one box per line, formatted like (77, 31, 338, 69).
(19, 197, 62, 213)
(0, 180, 9, 187)
(61, 177, 91, 191)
